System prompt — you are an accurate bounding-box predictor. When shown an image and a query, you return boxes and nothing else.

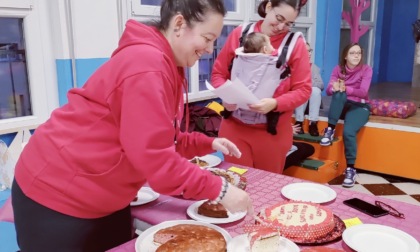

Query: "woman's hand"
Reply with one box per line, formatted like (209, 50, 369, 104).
(220, 184, 254, 215)
(339, 80, 346, 92)
(222, 102, 237, 111)
(292, 123, 301, 135)
(212, 138, 242, 158)
(248, 98, 277, 114)
(332, 80, 341, 92)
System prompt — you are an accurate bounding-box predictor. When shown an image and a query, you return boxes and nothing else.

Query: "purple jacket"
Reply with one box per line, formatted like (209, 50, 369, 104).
(326, 64, 373, 103)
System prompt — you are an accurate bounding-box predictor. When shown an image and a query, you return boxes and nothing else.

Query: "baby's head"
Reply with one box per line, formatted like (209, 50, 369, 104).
(243, 32, 274, 55)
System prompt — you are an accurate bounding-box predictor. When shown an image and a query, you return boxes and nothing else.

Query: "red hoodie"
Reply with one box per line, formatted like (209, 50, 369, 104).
(15, 20, 222, 218)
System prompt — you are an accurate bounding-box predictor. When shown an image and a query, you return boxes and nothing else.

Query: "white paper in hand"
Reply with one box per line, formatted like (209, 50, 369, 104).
(205, 79, 259, 110)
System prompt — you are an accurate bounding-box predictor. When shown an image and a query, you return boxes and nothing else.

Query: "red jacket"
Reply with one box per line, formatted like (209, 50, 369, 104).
(15, 20, 222, 218)
(211, 20, 311, 113)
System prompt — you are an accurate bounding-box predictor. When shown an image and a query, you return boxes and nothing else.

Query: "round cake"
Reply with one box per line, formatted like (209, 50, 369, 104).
(153, 224, 226, 252)
(257, 201, 335, 240)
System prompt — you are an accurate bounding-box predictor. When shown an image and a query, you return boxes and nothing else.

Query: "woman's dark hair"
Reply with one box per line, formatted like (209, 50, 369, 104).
(151, 0, 226, 30)
(257, 0, 307, 18)
(339, 42, 364, 76)
(243, 32, 268, 53)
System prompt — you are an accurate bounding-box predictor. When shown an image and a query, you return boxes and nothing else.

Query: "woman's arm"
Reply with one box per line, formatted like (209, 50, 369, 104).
(274, 37, 312, 112)
(312, 64, 324, 91)
(326, 66, 341, 96)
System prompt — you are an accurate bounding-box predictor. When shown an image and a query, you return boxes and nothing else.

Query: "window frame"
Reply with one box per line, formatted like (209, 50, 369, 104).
(0, 3, 57, 134)
(340, 0, 377, 66)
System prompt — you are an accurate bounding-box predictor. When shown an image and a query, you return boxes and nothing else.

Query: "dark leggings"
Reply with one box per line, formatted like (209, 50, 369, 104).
(11, 179, 132, 252)
(284, 142, 315, 169)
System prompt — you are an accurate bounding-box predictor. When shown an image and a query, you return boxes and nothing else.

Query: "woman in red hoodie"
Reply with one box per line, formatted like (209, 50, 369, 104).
(11, 0, 252, 251)
(211, 0, 312, 174)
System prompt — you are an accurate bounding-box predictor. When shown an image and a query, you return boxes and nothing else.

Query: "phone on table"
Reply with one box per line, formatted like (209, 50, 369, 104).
(343, 198, 389, 218)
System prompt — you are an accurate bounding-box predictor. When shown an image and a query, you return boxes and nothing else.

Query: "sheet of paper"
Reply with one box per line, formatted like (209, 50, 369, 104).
(205, 79, 259, 110)
(343, 217, 363, 228)
(228, 166, 248, 175)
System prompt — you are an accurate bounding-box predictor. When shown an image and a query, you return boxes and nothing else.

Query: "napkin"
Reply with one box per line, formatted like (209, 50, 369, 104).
(228, 166, 248, 175)
(342, 217, 363, 228)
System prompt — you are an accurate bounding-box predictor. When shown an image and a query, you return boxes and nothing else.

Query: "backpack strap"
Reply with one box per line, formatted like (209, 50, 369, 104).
(275, 31, 305, 79)
(238, 23, 255, 47)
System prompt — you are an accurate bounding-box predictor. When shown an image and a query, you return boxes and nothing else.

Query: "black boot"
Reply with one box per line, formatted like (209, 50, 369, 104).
(309, 121, 319, 136)
(294, 121, 304, 134)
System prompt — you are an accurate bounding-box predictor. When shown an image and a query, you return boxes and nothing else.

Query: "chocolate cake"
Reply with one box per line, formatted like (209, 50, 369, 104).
(197, 200, 228, 218)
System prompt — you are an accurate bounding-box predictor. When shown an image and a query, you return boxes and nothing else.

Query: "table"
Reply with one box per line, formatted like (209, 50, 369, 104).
(108, 162, 420, 251)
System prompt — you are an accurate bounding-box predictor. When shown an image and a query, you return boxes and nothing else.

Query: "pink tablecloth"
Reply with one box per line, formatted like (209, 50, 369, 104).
(109, 162, 420, 251)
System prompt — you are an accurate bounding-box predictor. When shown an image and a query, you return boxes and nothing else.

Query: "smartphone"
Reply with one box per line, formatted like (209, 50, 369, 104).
(343, 198, 389, 217)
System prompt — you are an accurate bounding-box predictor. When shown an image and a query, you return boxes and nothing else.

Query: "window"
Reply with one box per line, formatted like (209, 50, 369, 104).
(127, 0, 316, 102)
(0, 18, 31, 120)
(340, 0, 376, 65)
(0, 2, 57, 133)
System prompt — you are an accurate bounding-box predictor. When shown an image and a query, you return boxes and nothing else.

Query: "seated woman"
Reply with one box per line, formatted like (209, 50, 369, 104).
(320, 43, 373, 188)
(294, 42, 324, 136)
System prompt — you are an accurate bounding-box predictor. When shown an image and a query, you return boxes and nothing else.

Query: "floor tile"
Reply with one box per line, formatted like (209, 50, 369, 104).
(331, 184, 374, 195)
(363, 184, 407, 196)
(379, 195, 420, 206)
(355, 173, 390, 184)
(411, 194, 420, 203)
(328, 174, 359, 186)
(392, 182, 420, 195)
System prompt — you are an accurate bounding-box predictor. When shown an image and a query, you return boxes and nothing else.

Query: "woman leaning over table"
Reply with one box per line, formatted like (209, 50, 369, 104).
(211, 0, 312, 174)
(11, 0, 252, 251)
(320, 43, 373, 188)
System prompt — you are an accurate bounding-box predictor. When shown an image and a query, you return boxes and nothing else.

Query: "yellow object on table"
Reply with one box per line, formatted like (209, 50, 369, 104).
(228, 166, 248, 175)
(342, 217, 363, 228)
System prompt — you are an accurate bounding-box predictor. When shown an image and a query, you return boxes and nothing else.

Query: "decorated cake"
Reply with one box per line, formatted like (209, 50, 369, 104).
(257, 201, 335, 240)
(153, 224, 226, 252)
(197, 200, 228, 218)
(248, 227, 283, 252)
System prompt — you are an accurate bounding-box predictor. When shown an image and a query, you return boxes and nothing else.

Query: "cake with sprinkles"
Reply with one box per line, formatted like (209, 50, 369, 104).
(257, 201, 335, 240)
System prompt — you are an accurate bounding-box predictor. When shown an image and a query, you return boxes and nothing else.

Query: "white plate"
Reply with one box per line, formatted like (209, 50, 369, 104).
(227, 234, 300, 252)
(130, 187, 160, 206)
(186, 200, 247, 224)
(342, 224, 419, 252)
(281, 182, 337, 203)
(190, 154, 222, 168)
(134, 220, 232, 252)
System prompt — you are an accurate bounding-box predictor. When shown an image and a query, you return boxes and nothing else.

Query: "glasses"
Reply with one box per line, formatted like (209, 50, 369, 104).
(349, 51, 362, 56)
(375, 200, 405, 219)
(272, 9, 295, 28)
(308, 49, 313, 53)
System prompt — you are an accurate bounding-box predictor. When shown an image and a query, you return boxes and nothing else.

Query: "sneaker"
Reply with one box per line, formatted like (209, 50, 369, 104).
(342, 167, 357, 187)
(294, 122, 305, 134)
(309, 121, 319, 136)
(320, 127, 335, 146)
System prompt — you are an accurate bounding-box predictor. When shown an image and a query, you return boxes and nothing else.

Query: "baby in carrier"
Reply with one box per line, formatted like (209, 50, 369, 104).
(226, 32, 283, 135)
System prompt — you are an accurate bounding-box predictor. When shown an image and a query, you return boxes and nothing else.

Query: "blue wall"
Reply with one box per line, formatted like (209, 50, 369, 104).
(55, 58, 109, 106)
(315, 0, 343, 94)
(379, 0, 418, 82)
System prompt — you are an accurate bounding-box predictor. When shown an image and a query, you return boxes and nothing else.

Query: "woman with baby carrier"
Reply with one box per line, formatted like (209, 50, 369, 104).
(211, 0, 312, 174)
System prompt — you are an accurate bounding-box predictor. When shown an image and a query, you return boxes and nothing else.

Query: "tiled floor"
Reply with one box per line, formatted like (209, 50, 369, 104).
(328, 170, 420, 206)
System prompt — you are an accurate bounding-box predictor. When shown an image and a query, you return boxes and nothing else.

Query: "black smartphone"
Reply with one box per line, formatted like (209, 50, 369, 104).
(343, 198, 389, 217)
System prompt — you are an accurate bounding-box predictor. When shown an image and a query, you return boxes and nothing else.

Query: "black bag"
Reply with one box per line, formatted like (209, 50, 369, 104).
(181, 105, 222, 137)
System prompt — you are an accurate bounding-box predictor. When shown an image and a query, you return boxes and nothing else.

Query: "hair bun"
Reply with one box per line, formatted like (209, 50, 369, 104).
(299, 0, 308, 7)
